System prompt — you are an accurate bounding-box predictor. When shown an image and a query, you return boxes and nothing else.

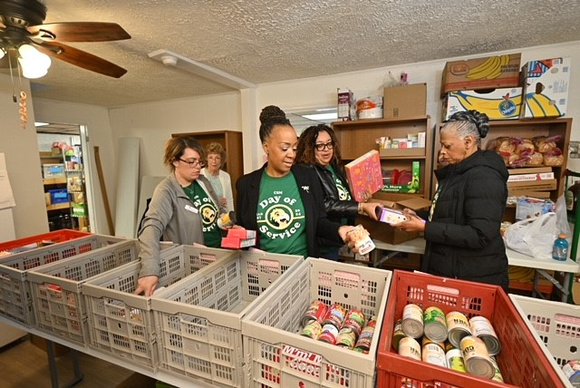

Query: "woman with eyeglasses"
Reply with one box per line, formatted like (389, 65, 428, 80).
(201, 142, 234, 212)
(296, 124, 380, 260)
(135, 136, 226, 296)
(236, 106, 366, 259)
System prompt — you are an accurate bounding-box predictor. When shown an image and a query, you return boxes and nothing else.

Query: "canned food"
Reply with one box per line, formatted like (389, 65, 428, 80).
(323, 303, 347, 329)
(402, 304, 424, 338)
(354, 316, 376, 351)
(423, 306, 448, 343)
(343, 307, 366, 335)
(422, 342, 447, 368)
(318, 323, 339, 344)
(336, 327, 357, 349)
(392, 319, 405, 352)
(446, 311, 472, 348)
(469, 316, 501, 356)
(301, 300, 328, 327)
(562, 360, 580, 387)
(460, 335, 494, 379)
(398, 336, 421, 361)
(490, 356, 504, 383)
(445, 347, 466, 373)
(421, 336, 444, 350)
(300, 320, 322, 339)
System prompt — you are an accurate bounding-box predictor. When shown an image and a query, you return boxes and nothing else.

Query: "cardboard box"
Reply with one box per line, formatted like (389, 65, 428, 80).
(443, 87, 522, 121)
(384, 83, 427, 118)
(441, 53, 521, 96)
(358, 197, 431, 244)
(520, 57, 571, 118)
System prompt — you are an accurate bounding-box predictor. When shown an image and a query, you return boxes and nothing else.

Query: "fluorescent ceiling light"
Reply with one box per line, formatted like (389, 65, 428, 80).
(302, 112, 338, 121)
(35, 122, 50, 127)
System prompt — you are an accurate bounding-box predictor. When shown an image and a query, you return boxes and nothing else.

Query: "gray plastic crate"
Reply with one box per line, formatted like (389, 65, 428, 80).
(26, 239, 140, 344)
(82, 245, 237, 370)
(510, 294, 580, 388)
(151, 250, 303, 388)
(241, 257, 392, 388)
(0, 234, 124, 326)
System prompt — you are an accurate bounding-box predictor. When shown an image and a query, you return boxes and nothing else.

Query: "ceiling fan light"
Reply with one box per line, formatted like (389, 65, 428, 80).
(18, 57, 49, 79)
(18, 44, 38, 59)
(0, 49, 5, 60)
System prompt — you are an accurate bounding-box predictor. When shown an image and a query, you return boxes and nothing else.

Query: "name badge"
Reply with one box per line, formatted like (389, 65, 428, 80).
(185, 205, 198, 213)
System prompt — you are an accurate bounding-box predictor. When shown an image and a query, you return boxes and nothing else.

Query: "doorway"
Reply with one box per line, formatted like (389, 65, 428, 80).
(36, 122, 96, 232)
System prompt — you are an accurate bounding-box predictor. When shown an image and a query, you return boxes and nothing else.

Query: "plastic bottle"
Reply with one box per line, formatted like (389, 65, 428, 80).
(552, 233, 569, 261)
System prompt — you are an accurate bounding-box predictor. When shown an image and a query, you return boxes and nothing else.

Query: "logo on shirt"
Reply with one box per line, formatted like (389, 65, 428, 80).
(257, 193, 305, 239)
(266, 205, 292, 230)
(200, 204, 216, 225)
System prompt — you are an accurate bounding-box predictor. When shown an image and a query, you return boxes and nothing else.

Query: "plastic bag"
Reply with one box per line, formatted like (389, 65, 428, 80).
(504, 212, 557, 258)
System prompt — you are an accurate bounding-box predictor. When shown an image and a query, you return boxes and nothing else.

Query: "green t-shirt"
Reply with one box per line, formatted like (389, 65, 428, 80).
(182, 181, 222, 248)
(257, 171, 308, 257)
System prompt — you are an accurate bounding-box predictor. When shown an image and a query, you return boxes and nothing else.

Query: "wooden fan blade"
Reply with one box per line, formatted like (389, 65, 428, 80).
(29, 22, 131, 42)
(36, 41, 127, 78)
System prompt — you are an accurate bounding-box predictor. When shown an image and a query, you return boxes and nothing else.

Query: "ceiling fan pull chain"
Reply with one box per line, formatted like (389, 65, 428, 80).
(19, 91, 28, 130)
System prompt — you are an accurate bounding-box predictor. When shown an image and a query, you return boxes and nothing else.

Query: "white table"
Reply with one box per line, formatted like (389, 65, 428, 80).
(373, 237, 580, 302)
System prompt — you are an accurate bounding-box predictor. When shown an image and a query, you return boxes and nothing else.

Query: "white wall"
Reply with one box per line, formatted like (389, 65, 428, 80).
(33, 99, 117, 234)
(108, 92, 242, 177)
(0, 75, 48, 238)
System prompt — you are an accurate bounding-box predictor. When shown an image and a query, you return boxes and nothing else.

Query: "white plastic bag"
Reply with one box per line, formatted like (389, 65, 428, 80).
(504, 212, 557, 258)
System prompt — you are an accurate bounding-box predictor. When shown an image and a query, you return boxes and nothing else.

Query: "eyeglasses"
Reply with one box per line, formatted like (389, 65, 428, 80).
(178, 158, 204, 167)
(315, 142, 334, 151)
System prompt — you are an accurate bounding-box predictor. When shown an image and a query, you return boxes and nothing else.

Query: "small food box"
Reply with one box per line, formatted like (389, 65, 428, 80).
(221, 228, 257, 249)
(42, 163, 65, 179)
(441, 53, 521, 96)
(520, 57, 571, 118)
(358, 197, 431, 244)
(442, 87, 522, 121)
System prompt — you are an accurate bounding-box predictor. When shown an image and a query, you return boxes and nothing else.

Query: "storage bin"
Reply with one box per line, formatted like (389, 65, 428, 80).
(42, 163, 65, 179)
(151, 250, 303, 387)
(0, 229, 90, 254)
(510, 294, 580, 387)
(83, 245, 238, 370)
(376, 270, 565, 387)
(27, 239, 140, 344)
(0, 233, 120, 326)
(48, 188, 69, 204)
(242, 257, 392, 388)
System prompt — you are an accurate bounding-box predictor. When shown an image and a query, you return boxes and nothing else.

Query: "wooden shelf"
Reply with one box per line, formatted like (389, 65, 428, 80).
(333, 116, 434, 200)
(47, 203, 70, 211)
(43, 178, 66, 185)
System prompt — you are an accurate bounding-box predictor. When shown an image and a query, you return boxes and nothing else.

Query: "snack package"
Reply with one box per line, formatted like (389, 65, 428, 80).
(347, 225, 375, 255)
(375, 206, 407, 225)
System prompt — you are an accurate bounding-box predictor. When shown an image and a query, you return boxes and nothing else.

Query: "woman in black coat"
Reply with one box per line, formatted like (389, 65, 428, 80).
(295, 124, 379, 259)
(398, 110, 509, 289)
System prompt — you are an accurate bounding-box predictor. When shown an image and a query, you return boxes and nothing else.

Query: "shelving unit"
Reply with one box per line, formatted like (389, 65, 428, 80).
(40, 147, 90, 232)
(172, 130, 243, 200)
(332, 116, 434, 201)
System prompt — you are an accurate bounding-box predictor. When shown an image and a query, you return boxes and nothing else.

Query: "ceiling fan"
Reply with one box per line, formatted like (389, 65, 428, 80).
(0, 0, 131, 79)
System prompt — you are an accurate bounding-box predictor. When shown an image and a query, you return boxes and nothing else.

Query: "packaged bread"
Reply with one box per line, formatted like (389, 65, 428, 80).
(487, 137, 515, 153)
(544, 148, 564, 166)
(514, 138, 534, 155)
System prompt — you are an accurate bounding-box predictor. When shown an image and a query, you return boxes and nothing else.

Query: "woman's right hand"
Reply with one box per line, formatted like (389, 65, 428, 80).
(135, 275, 159, 297)
(361, 202, 380, 220)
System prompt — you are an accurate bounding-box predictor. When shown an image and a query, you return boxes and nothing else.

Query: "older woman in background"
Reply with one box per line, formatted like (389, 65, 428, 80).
(201, 142, 234, 212)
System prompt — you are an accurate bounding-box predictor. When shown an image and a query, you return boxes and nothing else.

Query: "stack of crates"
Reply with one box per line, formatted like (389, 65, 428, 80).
(242, 257, 393, 388)
(26, 239, 140, 344)
(82, 245, 237, 370)
(151, 250, 303, 387)
(510, 294, 580, 387)
(0, 231, 117, 326)
(376, 270, 565, 387)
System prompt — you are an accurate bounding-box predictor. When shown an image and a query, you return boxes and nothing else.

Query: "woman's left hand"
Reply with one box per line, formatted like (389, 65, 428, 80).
(394, 213, 426, 233)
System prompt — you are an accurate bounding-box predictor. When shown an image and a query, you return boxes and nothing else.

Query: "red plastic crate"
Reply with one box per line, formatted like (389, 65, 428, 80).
(0, 229, 90, 253)
(377, 270, 565, 388)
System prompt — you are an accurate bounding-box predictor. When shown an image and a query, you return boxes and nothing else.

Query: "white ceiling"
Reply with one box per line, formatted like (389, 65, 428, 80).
(4, 0, 580, 108)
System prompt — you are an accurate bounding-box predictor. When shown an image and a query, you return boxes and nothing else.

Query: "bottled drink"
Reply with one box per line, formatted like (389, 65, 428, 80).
(552, 233, 569, 261)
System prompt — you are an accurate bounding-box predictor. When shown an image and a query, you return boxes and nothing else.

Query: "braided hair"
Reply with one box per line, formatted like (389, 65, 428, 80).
(259, 105, 292, 143)
(444, 110, 490, 146)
